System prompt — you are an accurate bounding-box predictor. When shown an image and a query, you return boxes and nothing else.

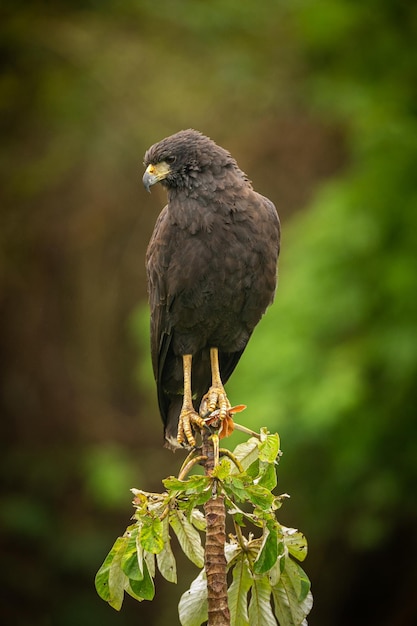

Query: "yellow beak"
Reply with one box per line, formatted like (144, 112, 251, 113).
(142, 162, 171, 192)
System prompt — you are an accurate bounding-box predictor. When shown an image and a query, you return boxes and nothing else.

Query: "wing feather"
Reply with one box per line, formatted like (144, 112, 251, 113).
(146, 206, 173, 426)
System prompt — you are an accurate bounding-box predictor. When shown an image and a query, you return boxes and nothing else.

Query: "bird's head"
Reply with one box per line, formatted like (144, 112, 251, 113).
(142, 129, 236, 193)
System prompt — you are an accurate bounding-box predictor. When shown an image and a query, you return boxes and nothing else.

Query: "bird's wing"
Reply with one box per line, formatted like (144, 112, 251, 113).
(146, 206, 173, 425)
(217, 192, 280, 385)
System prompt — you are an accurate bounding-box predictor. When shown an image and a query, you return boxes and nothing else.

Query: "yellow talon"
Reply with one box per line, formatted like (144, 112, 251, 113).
(200, 348, 231, 421)
(177, 407, 204, 448)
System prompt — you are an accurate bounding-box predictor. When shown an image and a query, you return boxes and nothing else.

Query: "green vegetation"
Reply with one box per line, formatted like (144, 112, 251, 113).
(1, 0, 416, 624)
(96, 431, 312, 625)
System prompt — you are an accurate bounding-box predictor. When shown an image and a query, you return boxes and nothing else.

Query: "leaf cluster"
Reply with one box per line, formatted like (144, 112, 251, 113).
(95, 430, 312, 625)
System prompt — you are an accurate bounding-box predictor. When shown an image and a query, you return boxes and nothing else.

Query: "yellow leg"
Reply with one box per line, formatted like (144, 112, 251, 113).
(177, 354, 205, 447)
(200, 348, 231, 420)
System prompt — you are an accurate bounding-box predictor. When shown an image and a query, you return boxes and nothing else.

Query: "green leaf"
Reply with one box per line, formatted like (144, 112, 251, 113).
(268, 552, 283, 588)
(163, 475, 210, 494)
(95, 536, 128, 611)
(144, 550, 155, 578)
(156, 542, 177, 584)
(259, 433, 280, 463)
(121, 529, 143, 581)
(156, 516, 177, 583)
(245, 484, 275, 510)
(186, 487, 213, 508)
(225, 475, 250, 501)
(245, 459, 260, 479)
(212, 457, 232, 480)
(248, 574, 277, 626)
(169, 509, 204, 568)
(178, 569, 208, 626)
(128, 560, 155, 601)
(140, 515, 164, 554)
(163, 476, 188, 491)
(232, 438, 260, 471)
(135, 531, 144, 579)
(225, 497, 262, 527)
(108, 556, 128, 610)
(282, 526, 308, 563)
(285, 557, 311, 604)
(228, 554, 252, 626)
(95, 538, 120, 604)
(124, 581, 143, 603)
(257, 462, 277, 490)
(272, 558, 312, 625)
(254, 524, 279, 575)
(164, 475, 212, 512)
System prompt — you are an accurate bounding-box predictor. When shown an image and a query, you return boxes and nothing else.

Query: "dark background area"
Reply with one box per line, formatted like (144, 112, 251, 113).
(1, 1, 416, 624)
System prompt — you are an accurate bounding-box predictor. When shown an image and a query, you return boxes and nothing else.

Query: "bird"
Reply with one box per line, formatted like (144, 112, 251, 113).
(143, 129, 280, 449)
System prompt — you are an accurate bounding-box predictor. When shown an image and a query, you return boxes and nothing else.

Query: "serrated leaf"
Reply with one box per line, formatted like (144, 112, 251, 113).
(254, 524, 279, 575)
(178, 569, 208, 626)
(272, 558, 312, 625)
(140, 515, 164, 554)
(228, 554, 252, 626)
(128, 560, 155, 601)
(248, 574, 277, 626)
(232, 438, 260, 471)
(282, 526, 308, 563)
(156, 516, 177, 583)
(259, 433, 280, 463)
(169, 509, 204, 568)
(95, 536, 128, 611)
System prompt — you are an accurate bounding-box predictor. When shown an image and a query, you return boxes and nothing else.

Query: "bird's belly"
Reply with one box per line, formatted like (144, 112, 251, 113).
(165, 219, 277, 356)
(170, 268, 273, 355)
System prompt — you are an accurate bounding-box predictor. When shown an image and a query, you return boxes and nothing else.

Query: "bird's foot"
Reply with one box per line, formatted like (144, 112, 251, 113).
(177, 407, 205, 448)
(200, 385, 231, 421)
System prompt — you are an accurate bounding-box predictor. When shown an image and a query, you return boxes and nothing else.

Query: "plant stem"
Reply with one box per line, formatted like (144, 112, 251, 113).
(202, 429, 230, 626)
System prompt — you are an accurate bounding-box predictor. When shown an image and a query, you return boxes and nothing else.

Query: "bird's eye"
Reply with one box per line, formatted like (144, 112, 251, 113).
(165, 155, 176, 164)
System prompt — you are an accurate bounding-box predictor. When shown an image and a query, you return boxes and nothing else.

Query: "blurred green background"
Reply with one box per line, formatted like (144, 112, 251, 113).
(1, 1, 416, 624)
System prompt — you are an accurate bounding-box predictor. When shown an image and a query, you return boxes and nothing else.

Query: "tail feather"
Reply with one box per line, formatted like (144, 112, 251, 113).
(164, 396, 184, 450)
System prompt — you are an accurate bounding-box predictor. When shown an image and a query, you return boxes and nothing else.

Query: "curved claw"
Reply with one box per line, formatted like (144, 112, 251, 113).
(177, 408, 205, 448)
(200, 385, 231, 420)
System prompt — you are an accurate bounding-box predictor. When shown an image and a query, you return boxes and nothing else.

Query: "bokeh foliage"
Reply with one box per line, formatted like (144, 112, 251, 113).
(1, 1, 416, 625)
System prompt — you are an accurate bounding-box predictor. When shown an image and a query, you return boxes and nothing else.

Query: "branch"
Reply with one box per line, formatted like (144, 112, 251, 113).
(202, 429, 230, 626)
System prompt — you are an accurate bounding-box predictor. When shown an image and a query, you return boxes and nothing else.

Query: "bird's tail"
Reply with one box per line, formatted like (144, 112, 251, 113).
(164, 396, 184, 450)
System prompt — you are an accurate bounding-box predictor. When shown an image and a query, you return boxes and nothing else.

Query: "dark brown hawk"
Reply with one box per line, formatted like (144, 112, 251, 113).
(143, 129, 280, 449)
